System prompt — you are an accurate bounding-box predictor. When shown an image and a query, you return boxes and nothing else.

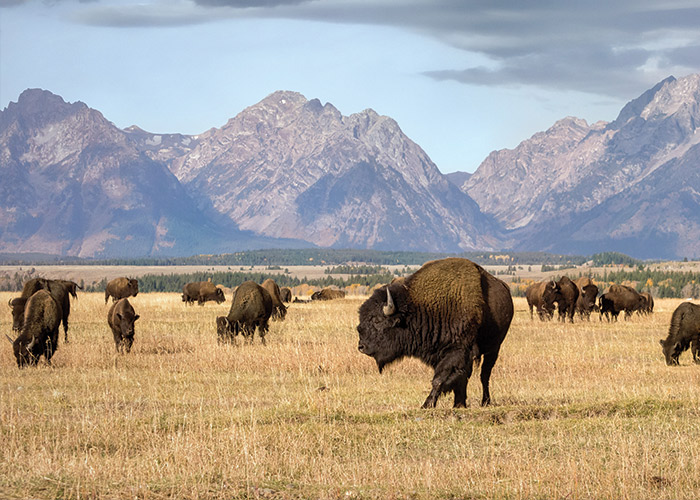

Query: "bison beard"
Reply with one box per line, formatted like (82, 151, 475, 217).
(357, 258, 513, 409)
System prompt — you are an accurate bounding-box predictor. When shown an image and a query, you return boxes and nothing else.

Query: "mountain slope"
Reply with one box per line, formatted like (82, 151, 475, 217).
(0, 89, 305, 257)
(169, 91, 501, 252)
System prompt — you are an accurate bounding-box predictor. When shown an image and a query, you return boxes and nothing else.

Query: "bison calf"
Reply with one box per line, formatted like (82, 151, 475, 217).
(357, 258, 513, 409)
(107, 298, 140, 353)
(660, 301, 700, 365)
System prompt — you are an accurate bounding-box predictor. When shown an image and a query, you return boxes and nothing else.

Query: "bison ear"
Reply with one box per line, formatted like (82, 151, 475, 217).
(134, 314, 140, 321)
(383, 288, 396, 316)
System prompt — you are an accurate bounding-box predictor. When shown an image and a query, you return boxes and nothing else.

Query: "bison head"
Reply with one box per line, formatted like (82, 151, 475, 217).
(357, 285, 409, 373)
(215, 288, 226, 304)
(116, 310, 139, 353)
(6, 333, 39, 368)
(128, 279, 139, 297)
(8, 297, 27, 332)
(659, 338, 684, 366)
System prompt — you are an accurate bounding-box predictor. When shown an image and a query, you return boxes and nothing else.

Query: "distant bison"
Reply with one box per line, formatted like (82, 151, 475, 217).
(640, 292, 655, 315)
(525, 280, 558, 320)
(105, 277, 139, 304)
(107, 298, 140, 353)
(554, 276, 579, 323)
(279, 287, 292, 303)
(216, 281, 273, 345)
(357, 258, 513, 408)
(6, 290, 62, 368)
(9, 278, 80, 343)
(574, 277, 599, 321)
(599, 284, 644, 321)
(311, 288, 346, 301)
(261, 279, 287, 320)
(182, 281, 225, 306)
(659, 302, 700, 365)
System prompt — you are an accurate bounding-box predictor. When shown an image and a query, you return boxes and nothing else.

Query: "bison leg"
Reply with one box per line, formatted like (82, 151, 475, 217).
(692, 338, 700, 364)
(479, 350, 501, 406)
(422, 350, 469, 409)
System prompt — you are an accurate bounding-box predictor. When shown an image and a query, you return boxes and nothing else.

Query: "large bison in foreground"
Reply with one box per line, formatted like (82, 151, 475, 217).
(107, 298, 140, 353)
(6, 290, 62, 367)
(216, 281, 273, 345)
(105, 277, 139, 304)
(182, 281, 225, 306)
(659, 301, 700, 365)
(9, 278, 80, 343)
(357, 258, 513, 408)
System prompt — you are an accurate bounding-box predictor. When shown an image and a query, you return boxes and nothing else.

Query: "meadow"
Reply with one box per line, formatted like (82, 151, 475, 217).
(2, 292, 700, 499)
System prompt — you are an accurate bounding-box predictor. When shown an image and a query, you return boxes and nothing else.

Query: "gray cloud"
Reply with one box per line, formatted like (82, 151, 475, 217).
(19, 0, 700, 98)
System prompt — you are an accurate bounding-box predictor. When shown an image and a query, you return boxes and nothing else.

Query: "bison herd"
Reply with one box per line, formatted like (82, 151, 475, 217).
(4, 261, 700, 408)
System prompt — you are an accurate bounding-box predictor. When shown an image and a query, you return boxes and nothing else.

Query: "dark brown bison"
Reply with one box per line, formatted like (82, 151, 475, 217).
(574, 277, 599, 321)
(107, 298, 140, 353)
(105, 277, 139, 304)
(6, 290, 62, 367)
(357, 258, 514, 408)
(525, 280, 558, 320)
(640, 292, 655, 315)
(554, 276, 579, 323)
(599, 284, 644, 321)
(261, 278, 287, 320)
(182, 281, 225, 306)
(659, 301, 700, 365)
(311, 288, 346, 301)
(9, 278, 80, 343)
(216, 281, 273, 345)
(280, 287, 292, 303)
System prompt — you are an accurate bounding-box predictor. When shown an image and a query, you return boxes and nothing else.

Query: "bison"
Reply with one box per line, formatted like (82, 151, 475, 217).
(554, 276, 579, 323)
(261, 278, 287, 320)
(107, 298, 140, 353)
(280, 287, 292, 303)
(9, 278, 80, 343)
(525, 280, 558, 320)
(574, 277, 599, 321)
(640, 292, 655, 315)
(105, 277, 139, 304)
(311, 288, 346, 301)
(216, 281, 273, 345)
(599, 284, 644, 321)
(6, 290, 62, 368)
(659, 301, 700, 365)
(182, 281, 226, 306)
(357, 258, 514, 408)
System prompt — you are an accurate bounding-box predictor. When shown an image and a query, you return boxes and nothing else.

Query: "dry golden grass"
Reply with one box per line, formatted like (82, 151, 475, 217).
(2, 293, 700, 499)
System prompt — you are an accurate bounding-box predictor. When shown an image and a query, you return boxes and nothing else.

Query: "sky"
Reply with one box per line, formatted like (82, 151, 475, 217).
(1, 1, 700, 174)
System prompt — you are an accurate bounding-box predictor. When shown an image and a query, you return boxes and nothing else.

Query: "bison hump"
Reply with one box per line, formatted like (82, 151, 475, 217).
(406, 258, 485, 322)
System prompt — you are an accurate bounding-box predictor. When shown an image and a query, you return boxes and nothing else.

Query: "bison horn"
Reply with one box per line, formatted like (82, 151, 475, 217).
(383, 288, 396, 316)
(5, 334, 15, 344)
(8, 298, 12, 308)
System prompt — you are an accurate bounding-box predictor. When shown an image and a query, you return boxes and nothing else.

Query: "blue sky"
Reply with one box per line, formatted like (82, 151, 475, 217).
(2, 0, 699, 173)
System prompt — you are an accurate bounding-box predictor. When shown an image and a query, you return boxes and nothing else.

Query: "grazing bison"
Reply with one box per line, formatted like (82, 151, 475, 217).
(9, 278, 81, 343)
(311, 288, 346, 301)
(182, 281, 226, 306)
(107, 298, 140, 353)
(280, 287, 292, 303)
(357, 258, 513, 408)
(599, 284, 644, 321)
(525, 280, 558, 320)
(574, 277, 599, 321)
(105, 277, 139, 304)
(261, 278, 287, 320)
(659, 302, 700, 365)
(216, 281, 273, 345)
(6, 290, 62, 368)
(554, 276, 579, 323)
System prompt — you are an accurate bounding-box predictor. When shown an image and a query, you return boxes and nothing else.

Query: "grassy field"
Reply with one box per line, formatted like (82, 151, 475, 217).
(2, 292, 700, 499)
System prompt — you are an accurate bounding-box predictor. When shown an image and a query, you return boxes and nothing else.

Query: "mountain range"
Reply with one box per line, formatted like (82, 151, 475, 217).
(1, 74, 699, 259)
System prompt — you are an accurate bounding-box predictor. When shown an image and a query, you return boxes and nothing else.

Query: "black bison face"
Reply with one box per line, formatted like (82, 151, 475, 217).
(117, 311, 139, 353)
(129, 279, 139, 297)
(660, 339, 683, 366)
(215, 288, 225, 304)
(357, 287, 407, 373)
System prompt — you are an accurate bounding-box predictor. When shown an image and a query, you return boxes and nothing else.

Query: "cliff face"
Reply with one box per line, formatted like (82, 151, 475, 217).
(169, 91, 500, 252)
(459, 74, 700, 258)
